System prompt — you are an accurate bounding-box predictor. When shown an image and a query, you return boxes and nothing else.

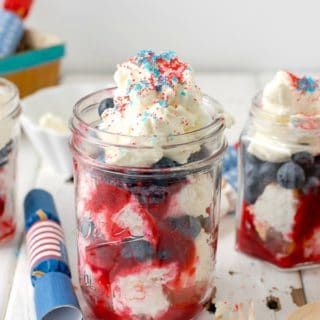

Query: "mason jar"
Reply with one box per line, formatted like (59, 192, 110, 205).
(0, 78, 21, 242)
(70, 87, 227, 320)
(236, 93, 320, 269)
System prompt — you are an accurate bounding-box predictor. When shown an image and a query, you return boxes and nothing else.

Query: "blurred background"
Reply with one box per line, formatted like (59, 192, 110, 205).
(6, 0, 319, 73)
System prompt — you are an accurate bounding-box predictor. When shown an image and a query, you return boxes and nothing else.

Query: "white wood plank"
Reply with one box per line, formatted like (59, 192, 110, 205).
(1, 135, 39, 320)
(301, 269, 320, 303)
(215, 215, 304, 320)
(4, 243, 34, 320)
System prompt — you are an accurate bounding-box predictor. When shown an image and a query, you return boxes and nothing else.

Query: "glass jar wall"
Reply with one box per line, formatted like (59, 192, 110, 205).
(70, 87, 227, 319)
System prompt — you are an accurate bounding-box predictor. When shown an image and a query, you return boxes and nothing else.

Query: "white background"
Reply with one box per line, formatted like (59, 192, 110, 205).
(4, 0, 319, 73)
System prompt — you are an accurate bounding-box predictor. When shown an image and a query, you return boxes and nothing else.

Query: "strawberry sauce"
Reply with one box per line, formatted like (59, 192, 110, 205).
(237, 189, 320, 268)
(77, 169, 214, 319)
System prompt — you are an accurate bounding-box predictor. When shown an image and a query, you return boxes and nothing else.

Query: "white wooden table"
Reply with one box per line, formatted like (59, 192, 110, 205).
(2, 72, 320, 320)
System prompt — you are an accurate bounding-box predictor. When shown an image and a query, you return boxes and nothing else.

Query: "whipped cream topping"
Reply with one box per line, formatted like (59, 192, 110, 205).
(100, 50, 214, 166)
(38, 113, 69, 134)
(262, 71, 320, 117)
(103, 50, 210, 136)
(249, 71, 320, 162)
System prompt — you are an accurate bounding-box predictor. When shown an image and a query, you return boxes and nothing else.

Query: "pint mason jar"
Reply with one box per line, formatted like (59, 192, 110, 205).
(70, 87, 227, 319)
(236, 93, 320, 269)
(0, 78, 20, 242)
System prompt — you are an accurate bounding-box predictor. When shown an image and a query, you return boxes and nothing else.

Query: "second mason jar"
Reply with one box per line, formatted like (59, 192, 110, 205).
(70, 87, 227, 320)
(0, 78, 20, 242)
(236, 92, 320, 270)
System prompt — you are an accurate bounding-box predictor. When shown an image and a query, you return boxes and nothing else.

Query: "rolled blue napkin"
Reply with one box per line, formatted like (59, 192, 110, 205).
(0, 9, 23, 58)
(24, 189, 82, 320)
(223, 145, 238, 191)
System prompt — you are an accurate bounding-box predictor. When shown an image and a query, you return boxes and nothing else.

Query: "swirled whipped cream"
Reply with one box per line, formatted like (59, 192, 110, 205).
(100, 50, 214, 167)
(249, 71, 320, 162)
(262, 71, 320, 117)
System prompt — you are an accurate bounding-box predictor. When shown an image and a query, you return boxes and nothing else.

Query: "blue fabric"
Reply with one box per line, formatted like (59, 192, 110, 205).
(0, 9, 23, 58)
(223, 145, 238, 190)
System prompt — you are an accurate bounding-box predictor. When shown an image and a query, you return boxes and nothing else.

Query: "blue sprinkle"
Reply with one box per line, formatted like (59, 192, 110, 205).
(137, 49, 154, 58)
(172, 76, 178, 83)
(159, 100, 168, 107)
(180, 91, 187, 96)
(142, 111, 149, 122)
(133, 83, 143, 91)
(297, 76, 318, 93)
(151, 135, 158, 144)
(153, 68, 160, 77)
(158, 50, 176, 62)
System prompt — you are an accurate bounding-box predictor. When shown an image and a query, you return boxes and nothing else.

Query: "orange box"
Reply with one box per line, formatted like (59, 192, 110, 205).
(0, 29, 65, 97)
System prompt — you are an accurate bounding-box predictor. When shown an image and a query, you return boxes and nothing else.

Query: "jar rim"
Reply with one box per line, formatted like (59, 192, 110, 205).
(252, 91, 320, 120)
(250, 92, 320, 139)
(71, 85, 226, 148)
(0, 78, 20, 120)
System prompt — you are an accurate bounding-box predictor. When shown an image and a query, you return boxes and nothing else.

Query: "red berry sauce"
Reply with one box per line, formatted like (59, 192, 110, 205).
(77, 168, 214, 319)
(237, 189, 320, 268)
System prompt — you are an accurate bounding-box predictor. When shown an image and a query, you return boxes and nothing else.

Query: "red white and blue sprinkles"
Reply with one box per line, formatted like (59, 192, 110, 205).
(114, 50, 196, 112)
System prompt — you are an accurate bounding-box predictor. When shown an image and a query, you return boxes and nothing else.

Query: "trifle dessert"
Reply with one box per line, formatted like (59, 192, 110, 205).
(0, 78, 20, 241)
(70, 50, 228, 319)
(237, 71, 320, 269)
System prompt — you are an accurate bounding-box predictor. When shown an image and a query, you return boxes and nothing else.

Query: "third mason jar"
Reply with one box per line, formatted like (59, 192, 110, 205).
(236, 71, 320, 269)
(0, 78, 20, 242)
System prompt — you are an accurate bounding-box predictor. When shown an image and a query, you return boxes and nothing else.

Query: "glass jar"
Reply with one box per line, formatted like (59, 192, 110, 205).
(70, 87, 227, 320)
(236, 93, 320, 269)
(0, 78, 21, 242)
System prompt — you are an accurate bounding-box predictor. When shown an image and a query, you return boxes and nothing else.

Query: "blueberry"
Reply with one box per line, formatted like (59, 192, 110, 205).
(0, 140, 13, 167)
(244, 176, 263, 204)
(130, 184, 168, 204)
(199, 215, 211, 233)
(166, 215, 201, 239)
(244, 161, 257, 176)
(277, 161, 306, 189)
(152, 157, 180, 169)
(311, 163, 320, 178)
(188, 145, 210, 163)
(157, 249, 171, 261)
(121, 239, 154, 262)
(259, 162, 280, 185)
(314, 154, 320, 164)
(243, 161, 264, 204)
(303, 176, 320, 194)
(79, 217, 94, 238)
(98, 98, 114, 117)
(292, 152, 314, 169)
(244, 148, 263, 166)
(150, 157, 182, 187)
